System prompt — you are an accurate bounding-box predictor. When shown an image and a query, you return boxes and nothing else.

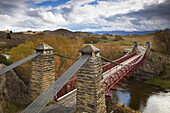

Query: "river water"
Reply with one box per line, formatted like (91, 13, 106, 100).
(109, 78, 170, 113)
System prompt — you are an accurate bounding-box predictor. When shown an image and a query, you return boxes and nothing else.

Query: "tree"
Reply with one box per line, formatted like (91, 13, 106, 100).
(114, 35, 124, 41)
(153, 28, 170, 55)
(9, 35, 82, 83)
(6, 33, 11, 39)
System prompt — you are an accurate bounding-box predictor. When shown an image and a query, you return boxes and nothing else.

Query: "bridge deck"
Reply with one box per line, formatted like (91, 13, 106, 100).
(40, 105, 75, 113)
(56, 89, 77, 108)
(103, 54, 141, 79)
(41, 89, 77, 113)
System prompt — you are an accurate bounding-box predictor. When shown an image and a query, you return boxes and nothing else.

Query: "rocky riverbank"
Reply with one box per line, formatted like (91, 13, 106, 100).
(134, 50, 170, 88)
(106, 97, 141, 113)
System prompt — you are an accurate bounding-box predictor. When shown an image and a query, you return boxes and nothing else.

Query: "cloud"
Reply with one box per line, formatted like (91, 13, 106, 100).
(26, 8, 67, 25)
(103, 0, 170, 31)
(0, 0, 169, 32)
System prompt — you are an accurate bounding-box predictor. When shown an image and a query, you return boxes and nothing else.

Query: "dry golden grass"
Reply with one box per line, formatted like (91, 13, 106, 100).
(106, 34, 154, 49)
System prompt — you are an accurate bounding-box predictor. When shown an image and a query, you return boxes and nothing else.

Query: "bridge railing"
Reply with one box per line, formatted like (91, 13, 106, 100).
(57, 77, 77, 99)
(104, 42, 150, 93)
(102, 42, 137, 73)
(102, 52, 137, 73)
(104, 54, 142, 93)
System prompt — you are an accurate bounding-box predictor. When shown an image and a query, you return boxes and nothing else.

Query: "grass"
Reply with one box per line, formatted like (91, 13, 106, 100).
(146, 77, 170, 88)
(160, 65, 170, 79)
(118, 40, 134, 46)
(122, 34, 153, 46)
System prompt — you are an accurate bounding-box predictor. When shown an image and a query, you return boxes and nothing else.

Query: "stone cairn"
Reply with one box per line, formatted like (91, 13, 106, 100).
(29, 43, 55, 101)
(76, 44, 106, 113)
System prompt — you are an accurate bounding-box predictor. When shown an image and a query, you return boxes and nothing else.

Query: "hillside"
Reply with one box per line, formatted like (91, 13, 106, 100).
(0, 29, 154, 53)
(35, 29, 95, 37)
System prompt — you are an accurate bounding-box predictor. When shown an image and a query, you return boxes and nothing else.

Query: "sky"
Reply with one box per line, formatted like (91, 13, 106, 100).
(0, 0, 170, 32)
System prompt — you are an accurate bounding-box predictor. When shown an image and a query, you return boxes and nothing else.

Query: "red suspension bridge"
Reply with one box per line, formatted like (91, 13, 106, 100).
(0, 42, 150, 113)
(57, 42, 149, 99)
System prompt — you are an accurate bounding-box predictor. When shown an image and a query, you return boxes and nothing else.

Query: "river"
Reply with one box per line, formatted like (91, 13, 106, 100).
(109, 78, 170, 113)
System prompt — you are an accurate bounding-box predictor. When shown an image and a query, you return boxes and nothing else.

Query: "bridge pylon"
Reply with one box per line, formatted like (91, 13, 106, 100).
(29, 43, 55, 102)
(132, 41, 138, 53)
(76, 44, 106, 113)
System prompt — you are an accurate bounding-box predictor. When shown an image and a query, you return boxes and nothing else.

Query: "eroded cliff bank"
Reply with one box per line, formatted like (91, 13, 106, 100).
(134, 50, 169, 80)
(0, 64, 29, 113)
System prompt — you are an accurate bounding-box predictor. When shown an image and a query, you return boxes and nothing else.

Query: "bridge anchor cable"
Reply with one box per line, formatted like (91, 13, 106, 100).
(0, 52, 41, 75)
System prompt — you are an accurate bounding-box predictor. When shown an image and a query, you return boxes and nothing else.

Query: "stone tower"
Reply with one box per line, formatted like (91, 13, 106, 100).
(29, 43, 55, 101)
(132, 42, 138, 53)
(76, 44, 106, 113)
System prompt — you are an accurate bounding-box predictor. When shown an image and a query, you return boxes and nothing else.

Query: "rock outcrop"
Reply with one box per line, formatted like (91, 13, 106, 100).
(134, 51, 168, 80)
(0, 64, 29, 112)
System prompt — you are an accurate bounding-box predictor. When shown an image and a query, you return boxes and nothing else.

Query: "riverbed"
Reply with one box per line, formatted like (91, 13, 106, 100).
(109, 78, 170, 113)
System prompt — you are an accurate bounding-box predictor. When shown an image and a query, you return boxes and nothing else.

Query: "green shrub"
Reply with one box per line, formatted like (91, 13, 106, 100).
(6, 33, 11, 39)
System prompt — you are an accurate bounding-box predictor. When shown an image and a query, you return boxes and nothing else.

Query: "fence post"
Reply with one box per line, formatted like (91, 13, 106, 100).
(76, 44, 106, 113)
(29, 43, 55, 101)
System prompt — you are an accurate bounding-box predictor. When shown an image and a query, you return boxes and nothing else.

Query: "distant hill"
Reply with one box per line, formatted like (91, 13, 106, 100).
(0, 31, 31, 39)
(40, 29, 94, 37)
(92, 30, 157, 35)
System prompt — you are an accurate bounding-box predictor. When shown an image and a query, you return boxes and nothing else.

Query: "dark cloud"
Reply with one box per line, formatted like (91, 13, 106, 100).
(60, 6, 74, 20)
(0, 3, 19, 15)
(128, 0, 170, 20)
(104, 0, 170, 30)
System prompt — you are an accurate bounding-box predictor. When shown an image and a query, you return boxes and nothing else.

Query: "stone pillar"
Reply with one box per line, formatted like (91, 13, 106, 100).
(132, 42, 138, 53)
(29, 43, 55, 101)
(146, 42, 150, 57)
(76, 44, 106, 113)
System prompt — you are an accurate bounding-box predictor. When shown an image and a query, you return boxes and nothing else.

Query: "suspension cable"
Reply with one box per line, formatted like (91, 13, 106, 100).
(53, 53, 76, 60)
(100, 56, 124, 66)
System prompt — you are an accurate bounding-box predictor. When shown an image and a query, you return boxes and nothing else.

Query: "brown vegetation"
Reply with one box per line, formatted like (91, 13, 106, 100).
(9, 35, 82, 83)
(83, 36, 100, 44)
(95, 42, 123, 61)
(8, 34, 124, 83)
(114, 35, 124, 41)
(153, 28, 170, 55)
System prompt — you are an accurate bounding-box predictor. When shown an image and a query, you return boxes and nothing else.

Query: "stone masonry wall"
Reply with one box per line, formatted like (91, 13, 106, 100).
(29, 53, 55, 101)
(76, 56, 106, 113)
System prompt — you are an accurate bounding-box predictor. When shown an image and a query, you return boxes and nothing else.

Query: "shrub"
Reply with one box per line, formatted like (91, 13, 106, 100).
(6, 33, 11, 39)
(114, 35, 124, 41)
(83, 36, 100, 44)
